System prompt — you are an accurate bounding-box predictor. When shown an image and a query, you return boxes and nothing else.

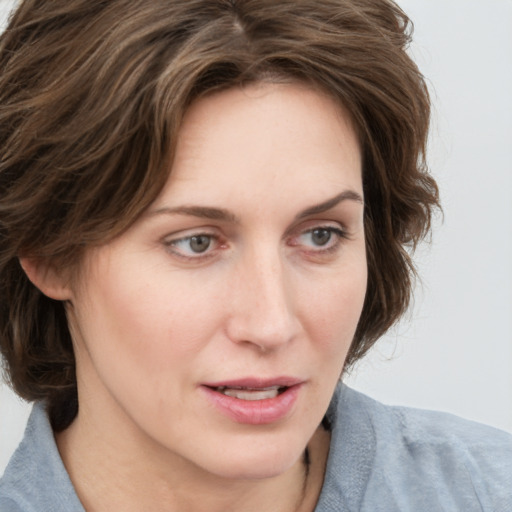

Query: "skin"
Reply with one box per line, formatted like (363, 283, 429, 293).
(35, 82, 367, 511)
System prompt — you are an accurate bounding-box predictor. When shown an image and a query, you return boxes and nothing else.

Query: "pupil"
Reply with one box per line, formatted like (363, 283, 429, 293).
(312, 228, 331, 246)
(190, 235, 211, 253)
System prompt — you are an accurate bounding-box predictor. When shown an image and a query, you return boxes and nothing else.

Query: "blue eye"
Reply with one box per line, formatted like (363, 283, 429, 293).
(168, 234, 214, 257)
(297, 226, 345, 251)
(310, 228, 333, 246)
(187, 235, 212, 253)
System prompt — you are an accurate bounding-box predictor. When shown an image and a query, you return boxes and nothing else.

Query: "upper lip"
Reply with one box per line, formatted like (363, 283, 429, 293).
(202, 377, 304, 389)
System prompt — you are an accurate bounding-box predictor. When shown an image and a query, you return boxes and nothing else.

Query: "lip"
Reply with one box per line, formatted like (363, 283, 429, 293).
(203, 376, 304, 389)
(200, 377, 304, 425)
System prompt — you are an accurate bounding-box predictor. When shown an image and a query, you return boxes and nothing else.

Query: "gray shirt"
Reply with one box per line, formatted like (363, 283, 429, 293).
(1, 385, 511, 511)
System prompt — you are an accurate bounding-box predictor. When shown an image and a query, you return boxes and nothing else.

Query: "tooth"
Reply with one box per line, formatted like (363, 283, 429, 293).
(221, 388, 279, 400)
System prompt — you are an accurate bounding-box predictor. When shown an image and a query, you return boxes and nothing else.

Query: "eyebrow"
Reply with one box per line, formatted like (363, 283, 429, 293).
(294, 190, 364, 220)
(149, 205, 238, 223)
(148, 190, 364, 223)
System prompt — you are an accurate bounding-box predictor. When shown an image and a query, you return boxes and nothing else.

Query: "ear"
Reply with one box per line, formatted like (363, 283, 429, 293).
(19, 256, 73, 301)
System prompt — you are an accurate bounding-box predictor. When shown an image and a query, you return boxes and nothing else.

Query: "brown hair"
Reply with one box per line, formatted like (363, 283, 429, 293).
(0, 0, 439, 429)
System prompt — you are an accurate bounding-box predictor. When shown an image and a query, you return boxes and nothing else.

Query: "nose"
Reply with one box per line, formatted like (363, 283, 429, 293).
(225, 246, 301, 352)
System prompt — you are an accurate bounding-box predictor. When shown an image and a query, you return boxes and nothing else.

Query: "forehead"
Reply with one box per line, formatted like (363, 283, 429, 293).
(152, 82, 362, 216)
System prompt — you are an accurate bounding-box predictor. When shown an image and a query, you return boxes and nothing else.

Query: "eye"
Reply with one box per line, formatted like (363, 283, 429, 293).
(165, 233, 220, 259)
(185, 235, 212, 253)
(308, 228, 334, 246)
(293, 225, 346, 253)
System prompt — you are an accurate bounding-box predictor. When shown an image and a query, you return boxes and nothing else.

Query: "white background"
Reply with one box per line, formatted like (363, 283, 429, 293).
(1, 0, 511, 475)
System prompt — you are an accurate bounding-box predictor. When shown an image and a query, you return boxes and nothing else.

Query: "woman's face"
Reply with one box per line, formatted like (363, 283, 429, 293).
(65, 82, 367, 479)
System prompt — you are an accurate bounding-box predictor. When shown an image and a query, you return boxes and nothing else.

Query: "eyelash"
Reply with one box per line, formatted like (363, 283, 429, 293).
(164, 231, 222, 261)
(292, 226, 348, 255)
(163, 225, 348, 262)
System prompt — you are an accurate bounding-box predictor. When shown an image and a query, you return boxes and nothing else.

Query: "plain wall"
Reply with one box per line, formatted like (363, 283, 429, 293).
(345, 0, 512, 433)
(1, 0, 511, 476)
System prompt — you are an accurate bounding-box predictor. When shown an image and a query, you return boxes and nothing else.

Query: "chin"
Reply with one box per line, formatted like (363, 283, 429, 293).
(214, 458, 300, 481)
(197, 440, 306, 481)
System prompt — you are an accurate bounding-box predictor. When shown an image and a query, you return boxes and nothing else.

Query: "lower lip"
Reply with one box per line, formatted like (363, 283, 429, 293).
(200, 385, 301, 425)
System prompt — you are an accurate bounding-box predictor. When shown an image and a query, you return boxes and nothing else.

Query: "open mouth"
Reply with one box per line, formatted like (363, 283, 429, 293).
(212, 385, 288, 401)
(201, 380, 302, 424)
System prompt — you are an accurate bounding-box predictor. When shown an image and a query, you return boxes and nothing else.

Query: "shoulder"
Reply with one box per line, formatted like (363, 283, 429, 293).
(347, 384, 512, 449)
(0, 403, 38, 512)
(318, 385, 512, 512)
(0, 496, 25, 512)
(0, 402, 84, 512)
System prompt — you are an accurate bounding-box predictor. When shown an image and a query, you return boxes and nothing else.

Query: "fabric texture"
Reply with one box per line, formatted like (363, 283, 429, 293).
(1, 385, 511, 511)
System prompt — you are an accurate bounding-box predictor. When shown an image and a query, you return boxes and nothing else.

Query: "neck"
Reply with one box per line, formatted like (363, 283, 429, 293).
(55, 403, 330, 512)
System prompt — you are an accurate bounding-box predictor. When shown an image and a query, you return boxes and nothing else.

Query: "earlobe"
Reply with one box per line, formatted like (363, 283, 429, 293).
(19, 257, 73, 301)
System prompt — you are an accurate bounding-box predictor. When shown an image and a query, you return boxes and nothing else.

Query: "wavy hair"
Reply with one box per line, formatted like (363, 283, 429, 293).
(0, 0, 439, 429)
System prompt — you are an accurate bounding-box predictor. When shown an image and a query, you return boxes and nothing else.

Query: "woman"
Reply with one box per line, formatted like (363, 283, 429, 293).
(0, 1, 510, 510)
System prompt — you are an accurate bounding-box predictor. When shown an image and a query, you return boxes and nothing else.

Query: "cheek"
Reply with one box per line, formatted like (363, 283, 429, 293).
(69, 267, 221, 423)
(301, 262, 367, 353)
(73, 260, 223, 370)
